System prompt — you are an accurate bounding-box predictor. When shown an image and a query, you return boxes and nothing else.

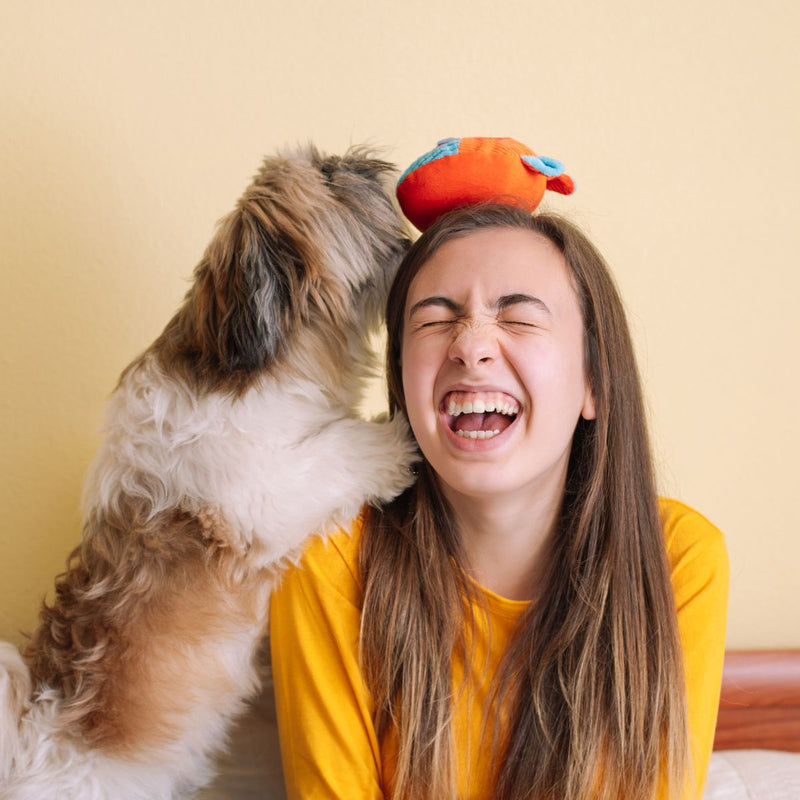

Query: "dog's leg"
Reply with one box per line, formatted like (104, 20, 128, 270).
(4, 506, 271, 800)
(241, 414, 418, 560)
(0, 643, 32, 784)
(334, 413, 420, 508)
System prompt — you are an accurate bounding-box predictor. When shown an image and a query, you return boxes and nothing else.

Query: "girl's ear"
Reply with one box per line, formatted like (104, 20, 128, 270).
(581, 387, 597, 421)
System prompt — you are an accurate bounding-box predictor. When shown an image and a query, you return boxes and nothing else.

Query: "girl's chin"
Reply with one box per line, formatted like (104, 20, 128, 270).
(435, 469, 523, 505)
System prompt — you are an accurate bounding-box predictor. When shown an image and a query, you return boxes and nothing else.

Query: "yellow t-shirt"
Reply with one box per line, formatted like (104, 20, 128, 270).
(270, 497, 728, 799)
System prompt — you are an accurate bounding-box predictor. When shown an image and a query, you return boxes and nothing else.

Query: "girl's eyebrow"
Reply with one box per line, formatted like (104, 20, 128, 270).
(495, 293, 551, 315)
(407, 296, 463, 319)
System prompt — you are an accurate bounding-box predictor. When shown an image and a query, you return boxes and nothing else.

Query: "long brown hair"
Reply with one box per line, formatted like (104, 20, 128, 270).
(360, 205, 688, 799)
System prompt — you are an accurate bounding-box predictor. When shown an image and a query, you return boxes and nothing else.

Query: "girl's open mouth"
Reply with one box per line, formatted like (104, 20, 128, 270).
(442, 391, 520, 440)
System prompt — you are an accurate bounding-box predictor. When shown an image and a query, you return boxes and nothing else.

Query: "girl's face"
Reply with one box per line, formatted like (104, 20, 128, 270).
(401, 227, 595, 507)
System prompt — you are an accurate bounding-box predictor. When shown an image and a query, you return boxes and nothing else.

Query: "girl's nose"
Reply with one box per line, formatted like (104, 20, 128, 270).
(447, 320, 497, 368)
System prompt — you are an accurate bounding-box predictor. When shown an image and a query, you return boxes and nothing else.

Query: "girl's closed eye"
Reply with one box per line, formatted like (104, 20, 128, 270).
(408, 296, 462, 332)
(498, 317, 539, 329)
(411, 316, 458, 332)
(496, 309, 549, 331)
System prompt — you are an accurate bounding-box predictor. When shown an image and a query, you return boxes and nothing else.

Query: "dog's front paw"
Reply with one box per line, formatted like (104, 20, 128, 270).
(366, 414, 420, 502)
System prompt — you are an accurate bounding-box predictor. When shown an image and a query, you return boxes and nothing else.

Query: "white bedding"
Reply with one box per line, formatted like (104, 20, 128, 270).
(198, 744, 800, 799)
(703, 750, 800, 799)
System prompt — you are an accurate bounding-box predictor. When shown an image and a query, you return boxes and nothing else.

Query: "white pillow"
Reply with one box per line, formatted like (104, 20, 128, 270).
(703, 750, 800, 800)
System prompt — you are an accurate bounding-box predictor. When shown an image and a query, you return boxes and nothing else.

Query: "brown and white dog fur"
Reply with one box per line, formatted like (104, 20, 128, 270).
(0, 145, 417, 799)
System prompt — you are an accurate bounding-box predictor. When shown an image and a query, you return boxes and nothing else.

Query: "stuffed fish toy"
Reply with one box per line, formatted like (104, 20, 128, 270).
(396, 136, 575, 232)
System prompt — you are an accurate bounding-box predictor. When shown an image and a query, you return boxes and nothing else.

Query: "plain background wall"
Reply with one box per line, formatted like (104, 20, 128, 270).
(1, 1, 798, 649)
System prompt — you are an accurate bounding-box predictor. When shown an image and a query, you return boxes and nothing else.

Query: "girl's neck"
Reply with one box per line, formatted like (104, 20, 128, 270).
(441, 481, 564, 602)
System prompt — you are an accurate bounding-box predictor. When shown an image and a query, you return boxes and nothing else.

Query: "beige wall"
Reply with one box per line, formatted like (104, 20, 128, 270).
(1, 1, 798, 649)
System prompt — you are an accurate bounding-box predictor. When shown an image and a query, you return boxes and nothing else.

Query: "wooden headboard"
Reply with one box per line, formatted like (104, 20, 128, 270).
(713, 649, 800, 752)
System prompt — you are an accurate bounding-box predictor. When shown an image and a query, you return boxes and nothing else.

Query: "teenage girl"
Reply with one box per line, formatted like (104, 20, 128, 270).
(270, 203, 728, 800)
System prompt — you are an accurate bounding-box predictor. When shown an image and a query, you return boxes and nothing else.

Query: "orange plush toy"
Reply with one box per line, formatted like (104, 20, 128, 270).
(396, 137, 575, 232)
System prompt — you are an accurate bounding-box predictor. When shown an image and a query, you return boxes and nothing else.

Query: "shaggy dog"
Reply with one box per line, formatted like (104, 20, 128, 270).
(0, 145, 417, 799)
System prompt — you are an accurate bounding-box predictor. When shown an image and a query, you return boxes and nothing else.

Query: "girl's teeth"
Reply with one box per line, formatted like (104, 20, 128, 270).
(456, 429, 502, 440)
(446, 397, 519, 417)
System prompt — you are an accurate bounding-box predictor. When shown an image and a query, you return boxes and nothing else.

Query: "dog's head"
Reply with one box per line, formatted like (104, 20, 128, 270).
(161, 145, 411, 396)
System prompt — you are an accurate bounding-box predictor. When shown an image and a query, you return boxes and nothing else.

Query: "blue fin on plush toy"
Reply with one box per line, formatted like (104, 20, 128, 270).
(398, 138, 461, 185)
(520, 155, 565, 177)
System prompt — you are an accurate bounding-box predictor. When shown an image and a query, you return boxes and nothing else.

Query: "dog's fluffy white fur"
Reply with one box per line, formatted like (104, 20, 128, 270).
(0, 145, 417, 799)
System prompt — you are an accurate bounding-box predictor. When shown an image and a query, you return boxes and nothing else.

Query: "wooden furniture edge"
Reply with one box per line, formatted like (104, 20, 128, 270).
(713, 649, 800, 752)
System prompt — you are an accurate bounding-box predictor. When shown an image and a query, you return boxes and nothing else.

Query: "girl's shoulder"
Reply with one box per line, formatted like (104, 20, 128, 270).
(276, 515, 364, 605)
(658, 496, 729, 590)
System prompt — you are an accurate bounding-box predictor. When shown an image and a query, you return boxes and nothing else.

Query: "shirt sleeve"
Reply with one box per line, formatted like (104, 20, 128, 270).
(269, 522, 385, 800)
(660, 498, 730, 800)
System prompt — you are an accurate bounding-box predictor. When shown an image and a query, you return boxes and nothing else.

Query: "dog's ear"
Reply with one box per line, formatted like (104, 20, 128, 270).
(191, 203, 306, 375)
